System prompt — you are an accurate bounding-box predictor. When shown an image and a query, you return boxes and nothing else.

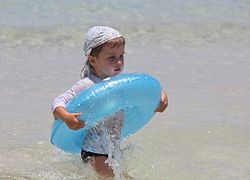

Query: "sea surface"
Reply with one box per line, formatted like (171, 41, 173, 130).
(0, 0, 250, 179)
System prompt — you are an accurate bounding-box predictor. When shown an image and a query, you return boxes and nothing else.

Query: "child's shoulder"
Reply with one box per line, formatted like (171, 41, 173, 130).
(68, 77, 95, 95)
(73, 76, 95, 88)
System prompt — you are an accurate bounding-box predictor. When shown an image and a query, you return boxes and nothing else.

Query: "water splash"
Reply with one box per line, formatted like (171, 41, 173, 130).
(105, 133, 134, 180)
(84, 111, 133, 179)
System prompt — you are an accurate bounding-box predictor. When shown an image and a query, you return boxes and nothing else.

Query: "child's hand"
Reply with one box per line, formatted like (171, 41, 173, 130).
(155, 90, 168, 113)
(64, 112, 85, 130)
(54, 107, 85, 130)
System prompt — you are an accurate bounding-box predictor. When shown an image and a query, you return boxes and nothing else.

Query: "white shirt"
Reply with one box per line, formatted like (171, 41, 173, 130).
(51, 74, 101, 112)
(52, 74, 123, 154)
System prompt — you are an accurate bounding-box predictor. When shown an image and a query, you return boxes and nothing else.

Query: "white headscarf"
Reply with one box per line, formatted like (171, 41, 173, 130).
(80, 26, 123, 79)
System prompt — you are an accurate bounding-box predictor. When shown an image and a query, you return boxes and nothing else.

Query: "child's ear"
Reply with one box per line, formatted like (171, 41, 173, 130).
(88, 56, 96, 67)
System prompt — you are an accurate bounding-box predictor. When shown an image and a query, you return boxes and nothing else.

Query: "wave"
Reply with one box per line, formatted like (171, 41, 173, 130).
(1, 22, 249, 48)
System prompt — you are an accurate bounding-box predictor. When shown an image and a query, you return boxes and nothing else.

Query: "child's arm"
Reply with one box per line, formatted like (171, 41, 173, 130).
(52, 79, 94, 130)
(155, 90, 168, 112)
(54, 106, 85, 130)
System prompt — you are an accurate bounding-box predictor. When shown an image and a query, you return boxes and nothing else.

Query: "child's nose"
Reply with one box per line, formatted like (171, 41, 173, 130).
(116, 60, 123, 65)
(116, 57, 123, 64)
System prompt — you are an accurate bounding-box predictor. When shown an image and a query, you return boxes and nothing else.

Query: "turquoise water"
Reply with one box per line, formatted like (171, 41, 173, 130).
(0, 0, 250, 179)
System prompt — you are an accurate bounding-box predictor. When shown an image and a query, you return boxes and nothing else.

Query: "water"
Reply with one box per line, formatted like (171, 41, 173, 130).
(1, 0, 250, 179)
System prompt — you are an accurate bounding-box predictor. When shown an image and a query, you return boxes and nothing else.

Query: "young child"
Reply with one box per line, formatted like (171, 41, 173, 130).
(51, 26, 168, 178)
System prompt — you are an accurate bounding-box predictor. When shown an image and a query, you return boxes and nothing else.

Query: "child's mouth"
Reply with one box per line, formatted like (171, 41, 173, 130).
(114, 68, 121, 72)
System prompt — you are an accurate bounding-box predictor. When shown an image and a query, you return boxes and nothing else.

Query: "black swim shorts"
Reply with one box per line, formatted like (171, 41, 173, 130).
(81, 149, 108, 163)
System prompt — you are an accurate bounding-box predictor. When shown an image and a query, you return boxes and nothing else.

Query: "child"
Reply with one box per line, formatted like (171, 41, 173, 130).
(51, 26, 168, 178)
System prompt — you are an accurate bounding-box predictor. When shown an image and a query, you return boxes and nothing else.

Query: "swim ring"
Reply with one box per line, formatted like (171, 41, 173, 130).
(50, 73, 162, 153)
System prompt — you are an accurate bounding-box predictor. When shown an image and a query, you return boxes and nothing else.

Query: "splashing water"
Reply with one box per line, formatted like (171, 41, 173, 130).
(103, 113, 129, 179)
(105, 133, 134, 180)
(83, 110, 131, 179)
(105, 132, 124, 179)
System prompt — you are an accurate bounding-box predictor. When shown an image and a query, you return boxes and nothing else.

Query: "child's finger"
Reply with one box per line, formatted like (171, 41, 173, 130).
(73, 114, 85, 127)
(75, 120, 85, 129)
(161, 90, 167, 101)
(78, 120, 85, 126)
(67, 120, 85, 130)
(73, 112, 82, 117)
(155, 92, 168, 112)
(155, 103, 164, 112)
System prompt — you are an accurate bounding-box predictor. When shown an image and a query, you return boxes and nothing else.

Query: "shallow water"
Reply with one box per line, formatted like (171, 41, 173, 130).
(1, 0, 250, 179)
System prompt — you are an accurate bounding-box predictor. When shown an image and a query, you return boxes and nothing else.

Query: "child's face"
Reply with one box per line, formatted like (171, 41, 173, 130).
(90, 44, 125, 79)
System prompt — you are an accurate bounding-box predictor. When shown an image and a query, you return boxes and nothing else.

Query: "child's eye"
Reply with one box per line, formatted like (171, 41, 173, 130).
(107, 55, 124, 61)
(108, 56, 115, 61)
(120, 55, 124, 60)
(108, 56, 116, 60)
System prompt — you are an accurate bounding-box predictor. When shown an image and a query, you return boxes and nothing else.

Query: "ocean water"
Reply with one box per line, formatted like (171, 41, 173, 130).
(1, 0, 250, 179)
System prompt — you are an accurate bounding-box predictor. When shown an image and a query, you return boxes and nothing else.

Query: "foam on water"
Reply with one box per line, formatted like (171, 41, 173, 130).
(1, 0, 250, 48)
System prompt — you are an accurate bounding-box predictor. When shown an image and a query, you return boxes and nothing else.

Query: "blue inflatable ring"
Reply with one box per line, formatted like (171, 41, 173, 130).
(50, 73, 162, 153)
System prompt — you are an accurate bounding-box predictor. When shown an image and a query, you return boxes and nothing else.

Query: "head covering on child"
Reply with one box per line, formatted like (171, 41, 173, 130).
(80, 26, 123, 79)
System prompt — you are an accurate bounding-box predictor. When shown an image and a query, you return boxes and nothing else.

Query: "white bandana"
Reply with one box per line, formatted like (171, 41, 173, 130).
(80, 26, 123, 79)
